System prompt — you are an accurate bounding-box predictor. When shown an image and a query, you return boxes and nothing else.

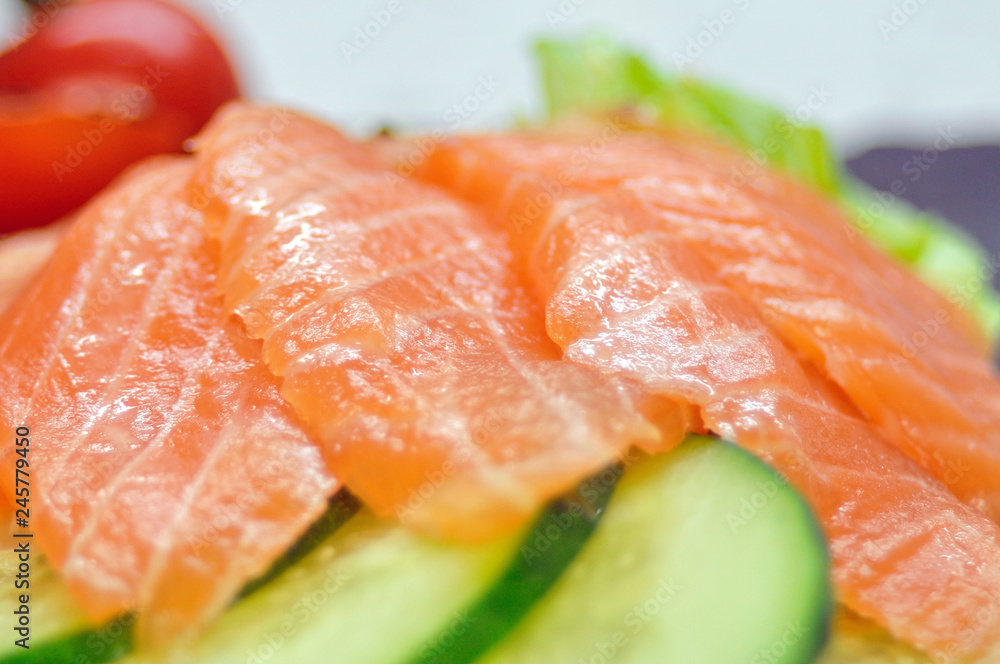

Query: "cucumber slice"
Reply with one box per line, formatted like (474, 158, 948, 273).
(2, 476, 612, 664)
(235, 492, 362, 601)
(3, 437, 829, 664)
(0, 548, 108, 663)
(117, 513, 521, 663)
(112, 477, 612, 664)
(408, 476, 613, 664)
(0, 492, 361, 664)
(476, 435, 832, 664)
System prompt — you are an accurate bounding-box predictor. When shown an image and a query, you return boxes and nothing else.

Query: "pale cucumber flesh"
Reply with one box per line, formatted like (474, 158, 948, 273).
(477, 435, 832, 664)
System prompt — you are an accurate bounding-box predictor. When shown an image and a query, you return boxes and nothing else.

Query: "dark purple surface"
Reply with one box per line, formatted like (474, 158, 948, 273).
(846, 145, 1000, 261)
(848, 145, 999, 363)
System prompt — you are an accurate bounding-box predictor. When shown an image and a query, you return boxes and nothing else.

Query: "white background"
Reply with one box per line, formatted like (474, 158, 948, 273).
(2, 0, 998, 158)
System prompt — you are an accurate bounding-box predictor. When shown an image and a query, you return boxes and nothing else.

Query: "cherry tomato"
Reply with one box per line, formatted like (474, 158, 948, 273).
(0, 0, 240, 231)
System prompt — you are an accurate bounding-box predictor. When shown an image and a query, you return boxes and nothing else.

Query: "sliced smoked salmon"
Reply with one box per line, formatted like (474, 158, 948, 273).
(413, 132, 1000, 661)
(0, 158, 338, 644)
(413, 131, 1000, 521)
(0, 223, 63, 541)
(188, 103, 686, 541)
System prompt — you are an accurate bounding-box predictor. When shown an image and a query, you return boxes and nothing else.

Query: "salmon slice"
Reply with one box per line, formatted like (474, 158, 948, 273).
(417, 130, 1000, 521)
(414, 133, 1000, 660)
(0, 223, 64, 541)
(188, 103, 685, 541)
(0, 158, 338, 644)
(620, 131, 1000, 508)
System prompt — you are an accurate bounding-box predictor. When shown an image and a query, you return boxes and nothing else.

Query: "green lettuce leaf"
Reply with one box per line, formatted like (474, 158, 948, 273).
(535, 36, 1000, 344)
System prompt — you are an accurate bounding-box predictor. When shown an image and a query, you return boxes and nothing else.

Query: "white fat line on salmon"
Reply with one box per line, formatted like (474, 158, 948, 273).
(395, 406, 512, 525)
(187, 443, 317, 554)
(577, 578, 680, 664)
(12, 425, 31, 650)
(77, 264, 131, 328)
(244, 565, 350, 664)
(913, 449, 971, 489)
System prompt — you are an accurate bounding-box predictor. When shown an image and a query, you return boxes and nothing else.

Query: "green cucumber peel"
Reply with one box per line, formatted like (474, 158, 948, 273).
(0, 491, 361, 664)
(408, 462, 618, 664)
(478, 435, 832, 664)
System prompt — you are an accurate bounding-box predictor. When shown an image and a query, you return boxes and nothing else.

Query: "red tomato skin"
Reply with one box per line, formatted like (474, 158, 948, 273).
(0, 111, 184, 232)
(0, 0, 240, 136)
(0, 0, 241, 230)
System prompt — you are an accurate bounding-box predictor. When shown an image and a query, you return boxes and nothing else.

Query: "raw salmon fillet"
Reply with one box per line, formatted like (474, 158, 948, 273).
(0, 223, 63, 540)
(618, 130, 1000, 510)
(188, 104, 684, 540)
(417, 130, 1000, 520)
(413, 132, 1000, 661)
(0, 158, 338, 644)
